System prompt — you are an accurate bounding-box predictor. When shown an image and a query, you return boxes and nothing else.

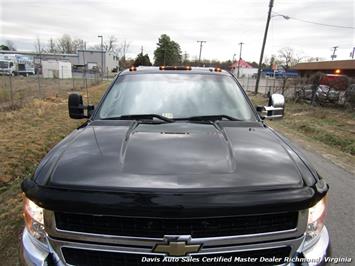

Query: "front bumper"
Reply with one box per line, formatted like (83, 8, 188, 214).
(20, 227, 330, 266)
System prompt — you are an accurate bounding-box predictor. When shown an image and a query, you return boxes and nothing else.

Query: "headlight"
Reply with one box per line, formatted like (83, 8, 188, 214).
(304, 195, 328, 249)
(23, 196, 46, 243)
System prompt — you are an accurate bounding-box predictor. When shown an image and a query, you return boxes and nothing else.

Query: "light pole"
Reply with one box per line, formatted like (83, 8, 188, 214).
(97, 35, 103, 79)
(197, 40, 207, 64)
(237, 42, 244, 78)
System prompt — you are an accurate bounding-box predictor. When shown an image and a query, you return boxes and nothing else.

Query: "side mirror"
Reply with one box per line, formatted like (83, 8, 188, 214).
(68, 93, 95, 119)
(257, 93, 285, 120)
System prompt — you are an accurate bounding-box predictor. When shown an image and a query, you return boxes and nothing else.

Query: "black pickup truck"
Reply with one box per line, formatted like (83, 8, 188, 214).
(21, 66, 329, 266)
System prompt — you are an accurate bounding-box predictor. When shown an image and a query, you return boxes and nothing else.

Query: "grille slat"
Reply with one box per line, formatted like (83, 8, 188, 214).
(54, 212, 298, 238)
(62, 247, 291, 266)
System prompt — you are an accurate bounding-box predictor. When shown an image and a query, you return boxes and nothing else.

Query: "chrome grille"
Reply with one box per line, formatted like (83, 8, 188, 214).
(44, 210, 308, 266)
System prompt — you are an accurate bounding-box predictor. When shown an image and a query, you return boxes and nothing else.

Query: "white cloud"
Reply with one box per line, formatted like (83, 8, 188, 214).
(0, 0, 354, 61)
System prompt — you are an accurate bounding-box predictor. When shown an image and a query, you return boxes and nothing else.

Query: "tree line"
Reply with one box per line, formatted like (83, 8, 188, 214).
(1, 34, 305, 71)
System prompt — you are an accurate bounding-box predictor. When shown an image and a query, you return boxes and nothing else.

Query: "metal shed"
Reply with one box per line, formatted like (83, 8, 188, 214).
(42, 60, 72, 79)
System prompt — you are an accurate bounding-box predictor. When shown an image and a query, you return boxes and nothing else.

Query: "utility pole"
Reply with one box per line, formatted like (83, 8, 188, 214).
(237, 42, 244, 78)
(331, 46, 338, 60)
(255, 0, 274, 94)
(98, 35, 104, 79)
(197, 40, 207, 64)
(350, 47, 355, 59)
(141, 46, 144, 55)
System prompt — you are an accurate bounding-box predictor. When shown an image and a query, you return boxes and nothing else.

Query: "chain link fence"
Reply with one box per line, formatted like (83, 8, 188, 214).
(0, 74, 103, 110)
(238, 77, 303, 98)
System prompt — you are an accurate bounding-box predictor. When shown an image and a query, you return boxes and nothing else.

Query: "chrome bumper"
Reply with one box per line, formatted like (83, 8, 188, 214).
(20, 226, 330, 266)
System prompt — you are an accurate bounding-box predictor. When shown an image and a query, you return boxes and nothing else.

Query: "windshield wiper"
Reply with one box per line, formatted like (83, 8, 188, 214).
(175, 115, 242, 122)
(101, 114, 174, 123)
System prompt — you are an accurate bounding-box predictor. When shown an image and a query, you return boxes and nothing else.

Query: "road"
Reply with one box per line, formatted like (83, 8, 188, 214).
(291, 140, 355, 260)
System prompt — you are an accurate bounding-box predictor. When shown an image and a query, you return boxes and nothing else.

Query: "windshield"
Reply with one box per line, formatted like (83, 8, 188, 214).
(98, 73, 256, 121)
(0, 61, 9, 69)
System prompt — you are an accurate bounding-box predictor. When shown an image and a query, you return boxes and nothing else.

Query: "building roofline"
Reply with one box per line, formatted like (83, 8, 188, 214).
(294, 59, 355, 70)
(0, 49, 106, 57)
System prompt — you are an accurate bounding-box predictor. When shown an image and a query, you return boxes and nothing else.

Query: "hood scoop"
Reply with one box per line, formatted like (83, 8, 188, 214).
(121, 123, 235, 175)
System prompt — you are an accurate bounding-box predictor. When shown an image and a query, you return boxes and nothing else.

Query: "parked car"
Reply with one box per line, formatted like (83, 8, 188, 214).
(21, 66, 330, 266)
(344, 84, 355, 109)
(296, 84, 340, 104)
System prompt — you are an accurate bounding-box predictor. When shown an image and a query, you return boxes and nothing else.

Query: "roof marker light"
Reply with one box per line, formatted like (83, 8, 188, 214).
(214, 67, 222, 72)
(129, 66, 137, 71)
(159, 66, 192, 71)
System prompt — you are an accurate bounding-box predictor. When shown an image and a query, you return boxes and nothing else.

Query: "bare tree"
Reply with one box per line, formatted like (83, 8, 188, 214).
(34, 37, 44, 54)
(72, 38, 85, 52)
(277, 47, 302, 94)
(56, 34, 73, 53)
(90, 35, 118, 52)
(309, 72, 324, 106)
(117, 41, 130, 69)
(278, 48, 302, 70)
(105, 35, 118, 52)
(5, 40, 16, 51)
(303, 56, 326, 62)
(48, 38, 56, 53)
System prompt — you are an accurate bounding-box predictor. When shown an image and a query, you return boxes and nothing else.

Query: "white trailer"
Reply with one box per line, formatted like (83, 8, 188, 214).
(42, 60, 72, 79)
(0, 54, 35, 76)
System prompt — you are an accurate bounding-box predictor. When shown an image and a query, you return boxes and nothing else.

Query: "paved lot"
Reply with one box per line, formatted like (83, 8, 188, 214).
(292, 141, 355, 260)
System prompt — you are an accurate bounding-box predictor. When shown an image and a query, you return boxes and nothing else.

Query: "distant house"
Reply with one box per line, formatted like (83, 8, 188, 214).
(294, 60, 355, 78)
(230, 59, 258, 77)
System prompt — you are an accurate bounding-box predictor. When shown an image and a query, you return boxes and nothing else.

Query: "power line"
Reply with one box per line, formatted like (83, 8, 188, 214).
(273, 12, 355, 29)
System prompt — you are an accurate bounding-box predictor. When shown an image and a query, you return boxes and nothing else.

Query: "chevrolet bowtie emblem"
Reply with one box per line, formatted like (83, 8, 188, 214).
(152, 241, 202, 256)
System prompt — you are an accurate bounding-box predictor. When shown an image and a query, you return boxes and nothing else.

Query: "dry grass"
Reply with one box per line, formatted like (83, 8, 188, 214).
(250, 94, 355, 157)
(0, 82, 108, 265)
(0, 75, 101, 109)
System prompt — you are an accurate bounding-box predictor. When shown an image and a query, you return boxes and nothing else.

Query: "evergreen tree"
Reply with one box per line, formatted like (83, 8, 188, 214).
(134, 53, 152, 66)
(153, 34, 182, 66)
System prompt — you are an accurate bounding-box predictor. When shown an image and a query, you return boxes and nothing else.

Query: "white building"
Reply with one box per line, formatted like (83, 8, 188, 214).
(42, 60, 72, 79)
(231, 59, 258, 78)
(0, 49, 119, 74)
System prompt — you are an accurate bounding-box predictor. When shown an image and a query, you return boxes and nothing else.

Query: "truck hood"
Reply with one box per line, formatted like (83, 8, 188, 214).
(35, 120, 306, 191)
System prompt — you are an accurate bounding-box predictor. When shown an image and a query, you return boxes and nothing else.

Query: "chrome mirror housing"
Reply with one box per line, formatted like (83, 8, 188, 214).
(258, 93, 285, 120)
